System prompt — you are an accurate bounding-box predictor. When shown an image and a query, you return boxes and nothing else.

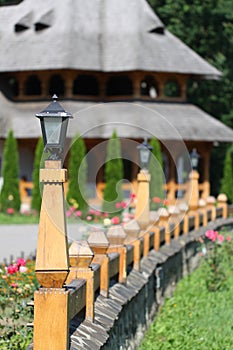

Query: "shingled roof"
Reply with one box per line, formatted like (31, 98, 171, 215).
(0, 0, 221, 77)
(0, 93, 232, 142)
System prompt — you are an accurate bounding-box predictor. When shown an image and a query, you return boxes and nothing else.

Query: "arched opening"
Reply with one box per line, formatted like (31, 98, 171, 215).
(106, 76, 133, 96)
(48, 74, 65, 97)
(73, 75, 99, 96)
(141, 75, 159, 98)
(164, 79, 180, 97)
(24, 75, 41, 96)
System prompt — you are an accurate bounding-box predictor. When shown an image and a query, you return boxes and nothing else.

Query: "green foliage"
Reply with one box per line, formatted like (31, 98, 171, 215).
(220, 146, 233, 203)
(149, 137, 165, 209)
(67, 134, 88, 212)
(148, 0, 233, 194)
(140, 230, 233, 350)
(31, 138, 44, 212)
(0, 259, 39, 349)
(0, 130, 21, 212)
(102, 131, 124, 215)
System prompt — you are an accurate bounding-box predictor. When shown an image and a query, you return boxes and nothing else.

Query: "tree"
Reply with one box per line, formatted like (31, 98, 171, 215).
(31, 138, 44, 212)
(67, 134, 88, 212)
(220, 146, 233, 203)
(148, 0, 233, 194)
(102, 131, 124, 215)
(0, 130, 21, 212)
(149, 137, 165, 209)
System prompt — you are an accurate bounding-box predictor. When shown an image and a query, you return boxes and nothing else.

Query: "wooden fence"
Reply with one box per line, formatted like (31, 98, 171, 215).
(31, 188, 228, 350)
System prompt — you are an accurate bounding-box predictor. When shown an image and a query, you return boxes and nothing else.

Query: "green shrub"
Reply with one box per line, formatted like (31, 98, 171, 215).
(0, 130, 21, 212)
(102, 130, 124, 215)
(67, 134, 88, 212)
(220, 146, 233, 203)
(31, 138, 44, 212)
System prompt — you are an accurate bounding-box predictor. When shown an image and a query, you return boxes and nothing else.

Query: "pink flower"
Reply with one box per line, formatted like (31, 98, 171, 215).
(153, 197, 161, 203)
(11, 283, 18, 288)
(111, 216, 120, 225)
(7, 265, 18, 275)
(163, 199, 169, 206)
(121, 201, 127, 209)
(130, 193, 136, 199)
(66, 210, 72, 218)
(103, 212, 109, 217)
(19, 266, 28, 273)
(70, 206, 76, 212)
(86, 215, 92, 221)
(17, 258, 26, 267)
(89, 209, 96, 215)
(74, 210, 82, 217)
(217, 235, 224, 243)
(226, 236, 231, 242)
(205, 230, 218, 242)
(7, 208, 14, 215)
(95, 211, 101, 216)
(115, 202, 122, 209)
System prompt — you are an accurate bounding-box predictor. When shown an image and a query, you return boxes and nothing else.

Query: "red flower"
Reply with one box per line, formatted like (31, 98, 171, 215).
(111, 216, 120, 225)
(153, 197, 161, 203)
(17, 258, 26, 267)
(6, 208, 14, 215)
(121, 201, 127, 209)
(130, 193, 136, 199)
(7, 264, 18, 275)
(115, 202, 121, 209)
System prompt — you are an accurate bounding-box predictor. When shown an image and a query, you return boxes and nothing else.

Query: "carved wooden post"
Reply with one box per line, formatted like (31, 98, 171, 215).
(124, 220, 141, 271)
(169, 205, 180, 238)
(178, 202, 189, 235)
(188, 169, 200, 230)
(217, 193, 228, 219)
(199, 199, 207, 226)
(34, 160, 70, 350)
(150, 211, 160, 251)
(135, 169, 151, 230)
(88, 230, 110, 298)
(107, 225, 127, 283)
(66, 241, 94, 322)
(158, 208, 170, 244)
(206, 196, 216, 221)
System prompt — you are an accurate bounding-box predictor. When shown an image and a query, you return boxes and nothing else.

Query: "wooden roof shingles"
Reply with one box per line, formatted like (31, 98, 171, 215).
(0, 0, 221, 77)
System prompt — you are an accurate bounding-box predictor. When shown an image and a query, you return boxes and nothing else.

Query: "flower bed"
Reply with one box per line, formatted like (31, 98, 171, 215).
(0, 258, 39, 349)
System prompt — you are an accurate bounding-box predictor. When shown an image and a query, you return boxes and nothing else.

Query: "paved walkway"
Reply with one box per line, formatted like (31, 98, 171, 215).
(0, 224, 90, 264)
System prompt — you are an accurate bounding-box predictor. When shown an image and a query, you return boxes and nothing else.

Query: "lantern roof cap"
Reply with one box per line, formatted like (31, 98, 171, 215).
(35, 95, 72, 118)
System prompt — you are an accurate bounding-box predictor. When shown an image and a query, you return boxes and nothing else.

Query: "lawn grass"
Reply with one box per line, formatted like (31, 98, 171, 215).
(139, 260, 233, 350)
(0, 212, 39, 224)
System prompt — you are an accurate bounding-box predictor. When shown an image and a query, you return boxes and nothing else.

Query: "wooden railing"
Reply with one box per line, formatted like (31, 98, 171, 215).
(32, 193, 228, 350)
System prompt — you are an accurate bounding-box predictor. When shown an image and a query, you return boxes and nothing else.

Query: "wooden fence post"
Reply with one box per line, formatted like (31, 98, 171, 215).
(149, 211, 160, 251)
(199, 199, 207, 226)
(217, 193, 228, 219)
(135, 169, 151, 230)
(206, 196, 216, 221)
(124, 220, 141, 271)
(168, 206, 180, 238)
(107, 225, 127, 283)
(66, 241, 94, 322)
(34, 160, 70, 350)
(158, 208, 170, 244)
(88, 229, 110, 298)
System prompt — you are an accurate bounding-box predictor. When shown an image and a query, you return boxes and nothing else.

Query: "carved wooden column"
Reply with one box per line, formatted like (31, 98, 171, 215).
(135, 169, 151, 229)
(217, 193, 228, 219)
(188, 169, 200, 230)
(34, 159, 70, 350)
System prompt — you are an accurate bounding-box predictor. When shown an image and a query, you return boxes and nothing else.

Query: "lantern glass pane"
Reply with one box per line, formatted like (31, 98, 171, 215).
(191, 157, 198, 168)
(140, 148, 149, 164)
(44, 117, 62, 145)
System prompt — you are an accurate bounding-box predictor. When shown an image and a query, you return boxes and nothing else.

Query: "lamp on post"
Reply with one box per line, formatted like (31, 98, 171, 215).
(188, 148, 200, 228)
(135, 138, 153, 229)
(36, 94, 72, 160)
(190, 148, 200, 170)
(34, 96, 73, 349)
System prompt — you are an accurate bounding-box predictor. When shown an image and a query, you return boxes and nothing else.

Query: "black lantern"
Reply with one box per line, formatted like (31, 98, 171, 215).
(35, 95, 72, 160)
(190, 148, 200, 170)
(137, 138, 153, 169)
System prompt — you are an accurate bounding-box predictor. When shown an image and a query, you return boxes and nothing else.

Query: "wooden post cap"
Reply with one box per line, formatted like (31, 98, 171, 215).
(178, 202, 189, 213)
(124, 220, 141, 241)
(137, 169, 151, 182)
(158, 207, 169, 220)
(199, 199, 206, 208)
(107, 225, 126, 246)
(149, 211, 159, 225)
(206, 196, 216, 206)
(69, 241, 94, 268)
(189, 169, 199, 180)
(168, 205, 180, 216)
(88, 229, 109, 255)
(217, 193, 227, 202)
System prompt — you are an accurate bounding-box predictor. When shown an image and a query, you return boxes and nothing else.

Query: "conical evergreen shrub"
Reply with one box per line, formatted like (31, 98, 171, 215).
(102, 130, 124, 215)
(31, 138, 44, 212)
(220, 146, 233, 203)
(149, 137, 165, 209)
(67, 134, 88, 212)
(0, 130, 21, 212)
